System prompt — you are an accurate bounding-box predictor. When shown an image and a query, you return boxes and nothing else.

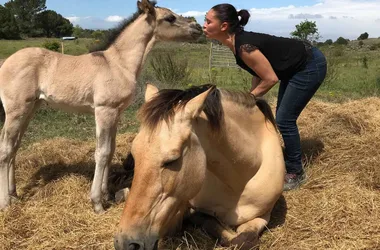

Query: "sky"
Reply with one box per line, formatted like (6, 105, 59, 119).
(1, 0, 380, 41)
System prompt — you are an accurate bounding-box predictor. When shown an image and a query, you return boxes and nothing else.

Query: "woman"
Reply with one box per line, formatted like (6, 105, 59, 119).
(203, 4, 327, 191)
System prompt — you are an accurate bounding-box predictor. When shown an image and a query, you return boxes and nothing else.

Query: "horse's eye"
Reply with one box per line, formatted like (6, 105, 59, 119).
(165, 15, 176, 23)
(163, 158, 178, 168)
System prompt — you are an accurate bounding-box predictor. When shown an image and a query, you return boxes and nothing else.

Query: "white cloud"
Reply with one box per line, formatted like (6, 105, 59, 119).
(179, 11, 206, 17)
(288, 13, 324, 19)
(105, 15, 124, 22)
(66, 16, 80, 23)
(241, 0, 380, 40)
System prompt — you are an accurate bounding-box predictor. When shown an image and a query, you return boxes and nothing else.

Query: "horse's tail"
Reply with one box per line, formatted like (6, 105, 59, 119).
(256, 98, 277, 131)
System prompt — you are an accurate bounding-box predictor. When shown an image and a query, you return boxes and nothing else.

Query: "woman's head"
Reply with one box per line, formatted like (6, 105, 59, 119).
(203, 4, 250, 39)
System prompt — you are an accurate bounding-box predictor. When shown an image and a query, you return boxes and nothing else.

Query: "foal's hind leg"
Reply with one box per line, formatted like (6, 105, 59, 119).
(91, 107, 119, 213)
(0, 101, 40, 209)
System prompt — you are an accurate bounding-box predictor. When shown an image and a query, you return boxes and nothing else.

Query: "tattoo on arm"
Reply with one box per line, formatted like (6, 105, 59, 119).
(240, 44, 258, 53)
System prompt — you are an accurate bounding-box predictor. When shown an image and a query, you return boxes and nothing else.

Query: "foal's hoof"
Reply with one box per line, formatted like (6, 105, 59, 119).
(9, 194, 20, 204)
(115, 188, 130, 204)
(93, 203, 106, 214)
(230, 232, 259, 250)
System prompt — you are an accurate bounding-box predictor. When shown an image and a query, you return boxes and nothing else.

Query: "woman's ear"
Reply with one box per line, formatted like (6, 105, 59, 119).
(220, 22, 228, 32)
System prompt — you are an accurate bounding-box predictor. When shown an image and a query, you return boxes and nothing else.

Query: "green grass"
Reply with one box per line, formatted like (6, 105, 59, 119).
(0, 38, 380, 146)
(0, 38, 94, 58)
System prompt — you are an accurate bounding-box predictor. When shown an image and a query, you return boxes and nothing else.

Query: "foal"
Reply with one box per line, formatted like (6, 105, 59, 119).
(0, 0, 202, 213)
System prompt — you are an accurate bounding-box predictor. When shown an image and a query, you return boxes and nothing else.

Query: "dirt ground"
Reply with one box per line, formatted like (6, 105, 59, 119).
(0, 98, 379, 250)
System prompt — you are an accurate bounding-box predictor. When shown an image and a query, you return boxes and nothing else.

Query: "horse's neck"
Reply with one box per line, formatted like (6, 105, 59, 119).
(197, 101, 265, 181)
(106, 14, 155, 79)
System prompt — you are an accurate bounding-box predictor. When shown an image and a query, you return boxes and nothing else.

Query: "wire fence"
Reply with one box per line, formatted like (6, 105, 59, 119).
(209, 43, 238, 71)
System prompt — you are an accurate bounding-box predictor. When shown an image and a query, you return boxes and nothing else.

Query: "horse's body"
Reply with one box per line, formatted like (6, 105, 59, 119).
(0, 0, 202, 213)
(115, 84, 285, 250)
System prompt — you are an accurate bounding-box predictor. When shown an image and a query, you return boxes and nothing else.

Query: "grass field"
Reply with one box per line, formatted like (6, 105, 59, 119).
(0, 38, 380, 146)
(0, 38, 380, 250)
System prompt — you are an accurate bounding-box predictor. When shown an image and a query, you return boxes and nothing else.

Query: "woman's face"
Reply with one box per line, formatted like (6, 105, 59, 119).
(203, 9, 224, 39)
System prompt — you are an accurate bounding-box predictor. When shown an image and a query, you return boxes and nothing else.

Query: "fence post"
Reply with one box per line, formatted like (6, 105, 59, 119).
(208, 42, 213, 81)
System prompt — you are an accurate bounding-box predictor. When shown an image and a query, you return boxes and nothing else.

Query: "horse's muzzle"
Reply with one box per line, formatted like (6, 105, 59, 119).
(114, 234, 158, 250)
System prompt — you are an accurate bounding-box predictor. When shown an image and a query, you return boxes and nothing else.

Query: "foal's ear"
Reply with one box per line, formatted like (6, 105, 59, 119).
(145, 83, 159, 102)
(185, 87, 214, 119)
(137, 0, 155, 15)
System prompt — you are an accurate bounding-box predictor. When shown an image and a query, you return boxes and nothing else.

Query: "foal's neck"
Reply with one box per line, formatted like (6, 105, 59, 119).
(106, 14, 156, 78)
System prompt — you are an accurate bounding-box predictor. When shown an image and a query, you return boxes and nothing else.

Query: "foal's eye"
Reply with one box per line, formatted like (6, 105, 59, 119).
(165, 15, 176, 23)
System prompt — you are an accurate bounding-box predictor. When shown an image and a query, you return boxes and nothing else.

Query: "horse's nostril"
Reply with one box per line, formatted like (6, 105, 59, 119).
(129, 243, 141, 250)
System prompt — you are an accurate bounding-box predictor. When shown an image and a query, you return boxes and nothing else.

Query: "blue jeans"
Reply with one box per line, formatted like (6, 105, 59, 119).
(276, 47, 327, 174)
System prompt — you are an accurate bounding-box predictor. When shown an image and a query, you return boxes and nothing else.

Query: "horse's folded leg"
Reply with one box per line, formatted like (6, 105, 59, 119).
(186, 212, 236, 247)
(231, 213, 270, 250)
(115, 187, 130, 203)
(230, 231, 259, 250)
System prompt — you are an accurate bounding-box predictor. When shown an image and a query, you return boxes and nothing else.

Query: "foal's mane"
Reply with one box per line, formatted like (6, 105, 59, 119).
(90, 1, 157, 52)
(139, 84, 276, 132)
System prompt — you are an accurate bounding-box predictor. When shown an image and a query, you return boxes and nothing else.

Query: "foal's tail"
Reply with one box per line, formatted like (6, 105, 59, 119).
(256, 98, 277, 130)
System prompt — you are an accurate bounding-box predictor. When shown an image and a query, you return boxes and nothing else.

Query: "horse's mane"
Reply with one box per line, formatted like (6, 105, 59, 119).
(90, 1, 157, 52)
(139, 84, 276, 132)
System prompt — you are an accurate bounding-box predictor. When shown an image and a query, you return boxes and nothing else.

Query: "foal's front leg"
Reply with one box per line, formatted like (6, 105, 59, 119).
(91, 107, 119, 213)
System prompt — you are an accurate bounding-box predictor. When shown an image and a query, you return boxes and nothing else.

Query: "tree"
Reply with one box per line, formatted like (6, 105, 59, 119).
(4, 0, 46, 37)
(357, 32, 369, 40)
(324, 39, 333, 45)
(290, 20, 320, 43)
(36, 10, 73, 37)
(0, 4, 20, 39)
(335, 37, 349, 45)
(92, 30, 105, 40)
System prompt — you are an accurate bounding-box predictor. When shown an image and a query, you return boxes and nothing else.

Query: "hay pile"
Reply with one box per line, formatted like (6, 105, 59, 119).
(0, 98, 380, 250)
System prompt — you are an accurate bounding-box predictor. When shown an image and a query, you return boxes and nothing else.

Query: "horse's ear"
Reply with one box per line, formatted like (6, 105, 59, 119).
(145, 83, 159, 102)
(137, 0, 155, 15)
(185, 87, 214, 119)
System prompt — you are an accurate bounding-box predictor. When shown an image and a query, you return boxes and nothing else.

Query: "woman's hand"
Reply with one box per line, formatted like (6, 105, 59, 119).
(240, 48, 279, 97)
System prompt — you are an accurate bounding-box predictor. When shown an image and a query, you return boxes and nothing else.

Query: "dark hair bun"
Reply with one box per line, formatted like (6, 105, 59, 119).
(238, 9, 250, 26)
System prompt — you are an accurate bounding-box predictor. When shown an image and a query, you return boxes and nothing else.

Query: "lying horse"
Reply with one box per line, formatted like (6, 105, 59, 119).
(114, 84, 285, 250)
(0, 0, 202, 213)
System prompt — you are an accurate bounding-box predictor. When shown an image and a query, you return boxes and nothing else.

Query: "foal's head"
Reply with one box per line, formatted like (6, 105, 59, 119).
(140, 0, 202, 41)
(114, 84, 216, 250)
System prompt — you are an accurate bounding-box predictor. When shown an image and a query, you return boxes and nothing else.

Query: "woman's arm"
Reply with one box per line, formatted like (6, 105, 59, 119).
(250, 76, 261, 92)
(240, 48, 279, 97)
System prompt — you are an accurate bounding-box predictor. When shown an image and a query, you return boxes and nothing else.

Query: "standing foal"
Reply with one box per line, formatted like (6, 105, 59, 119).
(0, 0, 202, 213)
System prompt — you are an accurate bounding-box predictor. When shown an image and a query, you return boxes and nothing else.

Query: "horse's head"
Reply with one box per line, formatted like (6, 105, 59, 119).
(114, 84, 214, 250)
(138, 0, 202, 41)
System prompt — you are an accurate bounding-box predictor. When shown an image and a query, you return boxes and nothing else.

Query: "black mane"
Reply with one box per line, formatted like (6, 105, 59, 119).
(139, 84, 223, 131)
(90, 1, 157, 52)
(139, 84, 277, 132)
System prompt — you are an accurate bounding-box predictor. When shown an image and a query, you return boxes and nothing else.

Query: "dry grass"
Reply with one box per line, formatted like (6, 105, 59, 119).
(1, 98, 380, 250)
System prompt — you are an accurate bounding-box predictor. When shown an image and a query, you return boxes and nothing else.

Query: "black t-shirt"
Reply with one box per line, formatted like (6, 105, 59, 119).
(234, 31, 309, 80)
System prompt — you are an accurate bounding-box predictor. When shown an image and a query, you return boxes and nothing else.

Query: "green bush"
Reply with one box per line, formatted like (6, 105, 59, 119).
(42, 40, 60, 52)
(362, 56, 368, 69)
(150, 53, 191, 86)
